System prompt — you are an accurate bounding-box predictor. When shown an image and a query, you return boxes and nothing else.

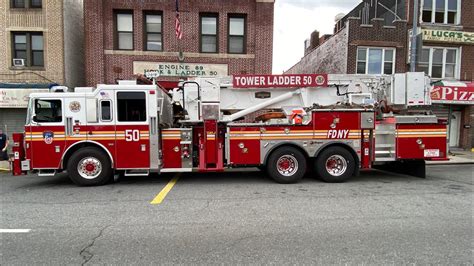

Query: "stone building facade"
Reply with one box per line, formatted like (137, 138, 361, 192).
(84, 0, 274, 87)
(0, 0, 84, 141)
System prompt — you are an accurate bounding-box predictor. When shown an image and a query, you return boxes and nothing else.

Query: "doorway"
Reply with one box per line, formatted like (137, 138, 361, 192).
(449, 111, 461, 148)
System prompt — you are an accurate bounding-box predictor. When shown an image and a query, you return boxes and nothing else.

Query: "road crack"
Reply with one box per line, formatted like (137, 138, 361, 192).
(79, 225, 110, 265)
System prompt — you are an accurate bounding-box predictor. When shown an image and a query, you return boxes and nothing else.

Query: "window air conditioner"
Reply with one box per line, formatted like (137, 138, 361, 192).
(13, 58, 25, 67)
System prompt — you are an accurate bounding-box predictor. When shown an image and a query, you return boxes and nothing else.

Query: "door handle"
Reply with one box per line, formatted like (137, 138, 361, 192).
(150, 117, 157, 135)
(65, 117, 73, 136)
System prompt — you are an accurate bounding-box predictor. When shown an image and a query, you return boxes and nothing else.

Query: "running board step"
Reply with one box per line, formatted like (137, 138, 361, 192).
(38, 170, 56, 176)
(124, 170, 150, 176)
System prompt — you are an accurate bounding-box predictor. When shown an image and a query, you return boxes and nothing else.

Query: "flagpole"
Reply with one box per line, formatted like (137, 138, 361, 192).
(176, 0, 184, 62)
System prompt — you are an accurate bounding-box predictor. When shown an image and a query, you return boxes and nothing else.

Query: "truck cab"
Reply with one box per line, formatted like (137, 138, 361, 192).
(22, 84, 164, 185)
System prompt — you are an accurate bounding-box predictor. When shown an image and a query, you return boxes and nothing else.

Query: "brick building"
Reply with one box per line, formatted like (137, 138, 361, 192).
(0, 0, 84, 140)
(286, 0, 473, 150)
(84, 0, 274, 87)
(286, 0, 408, 76)
(412, 0, 473, 150)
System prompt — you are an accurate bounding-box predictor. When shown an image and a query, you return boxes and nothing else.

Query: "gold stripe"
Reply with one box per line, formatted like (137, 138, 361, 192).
(397, 135, 446, 138)
(31, 132, 65, 135)
(397, 129, 447, 132)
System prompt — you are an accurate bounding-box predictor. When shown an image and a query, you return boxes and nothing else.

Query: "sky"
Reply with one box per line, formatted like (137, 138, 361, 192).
(272, 0, 360, 74)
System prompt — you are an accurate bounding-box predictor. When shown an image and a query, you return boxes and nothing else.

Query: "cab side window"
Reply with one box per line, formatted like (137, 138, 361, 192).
(101, 100, 112, 121)
(34, 99, 62, 123)
(117, 92, 146, 122)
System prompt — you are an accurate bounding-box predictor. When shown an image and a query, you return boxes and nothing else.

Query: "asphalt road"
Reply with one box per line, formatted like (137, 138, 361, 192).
(1, 165, 473, 265)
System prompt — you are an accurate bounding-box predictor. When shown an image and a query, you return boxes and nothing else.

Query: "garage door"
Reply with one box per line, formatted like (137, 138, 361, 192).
(0, 108, 27, 145)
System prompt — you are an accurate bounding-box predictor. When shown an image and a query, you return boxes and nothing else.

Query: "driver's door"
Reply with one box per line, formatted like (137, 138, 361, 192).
(29, 98, 66, 169)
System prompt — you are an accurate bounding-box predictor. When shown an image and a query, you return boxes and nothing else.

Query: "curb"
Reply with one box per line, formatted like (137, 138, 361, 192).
(426, 162, 474, 165)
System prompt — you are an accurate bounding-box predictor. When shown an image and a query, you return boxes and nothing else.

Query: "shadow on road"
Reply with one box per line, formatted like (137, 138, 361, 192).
(4, 166, 464, 190)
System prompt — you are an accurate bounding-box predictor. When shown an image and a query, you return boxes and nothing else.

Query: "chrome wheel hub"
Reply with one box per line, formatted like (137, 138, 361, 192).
(325, 155, 348, 177)
(277, 155, 298, 176)
(77, 157, 102, 179)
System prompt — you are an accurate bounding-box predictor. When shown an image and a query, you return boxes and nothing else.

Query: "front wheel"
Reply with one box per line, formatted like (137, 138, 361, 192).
(315, 146, 355, 183)
(266, 147, 307, 184)
(67, 147, 112, 186)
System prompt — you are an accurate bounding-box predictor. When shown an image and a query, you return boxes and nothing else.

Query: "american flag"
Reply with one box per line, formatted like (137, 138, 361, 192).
(175, 0, 183, 40)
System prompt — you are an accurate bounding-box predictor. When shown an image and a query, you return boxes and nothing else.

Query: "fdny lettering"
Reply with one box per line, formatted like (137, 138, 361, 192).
(327, 130, 350, 139)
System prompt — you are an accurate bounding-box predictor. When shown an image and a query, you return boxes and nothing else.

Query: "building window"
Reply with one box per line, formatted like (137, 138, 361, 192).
(117, 92, 146, 122)
(200, 14, 218, 53)
(422, 0, 459, 24)
(12, 32, 44, 67)
(144, 13, 162, 51)
(356, 47, 395, 75)
(228, 15, 246, 54)
(418, 47, 459, 79)
(115, 11, 133, 50)
(11, 0, 42, 8)
(30, 0, 41, 8)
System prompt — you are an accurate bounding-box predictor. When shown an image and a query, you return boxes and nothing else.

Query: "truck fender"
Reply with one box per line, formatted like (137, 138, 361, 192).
(60, 140, 115, 169)
(313, 141, 360, 175)
(262, 141, 309, 165)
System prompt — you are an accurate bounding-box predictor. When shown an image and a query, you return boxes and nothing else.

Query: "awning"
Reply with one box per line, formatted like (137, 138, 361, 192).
(0, 83, 58, 89)
(0, 88, 51, 108)
(431, 81, 473, 105)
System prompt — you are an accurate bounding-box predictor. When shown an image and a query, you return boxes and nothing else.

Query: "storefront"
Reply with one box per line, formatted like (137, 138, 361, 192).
(0, 84, 54, 140)
(430, 82, 473, 150)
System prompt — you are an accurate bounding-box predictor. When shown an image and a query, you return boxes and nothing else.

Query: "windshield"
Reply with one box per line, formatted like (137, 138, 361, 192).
(26, 97, 33, 125)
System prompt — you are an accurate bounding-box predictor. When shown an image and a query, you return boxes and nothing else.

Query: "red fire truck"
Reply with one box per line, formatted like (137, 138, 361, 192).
(11, 72, 448, 186)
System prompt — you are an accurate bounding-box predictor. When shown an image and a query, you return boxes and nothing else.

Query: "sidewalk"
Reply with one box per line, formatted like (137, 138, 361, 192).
(426, 149, 474, 165)
(0, 160, 10, 171)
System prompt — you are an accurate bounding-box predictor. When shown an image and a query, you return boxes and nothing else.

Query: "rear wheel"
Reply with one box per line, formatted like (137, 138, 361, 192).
(266, 147, 306, 184)
(67, 147, 112, 186)
(315, 146, 355, 183)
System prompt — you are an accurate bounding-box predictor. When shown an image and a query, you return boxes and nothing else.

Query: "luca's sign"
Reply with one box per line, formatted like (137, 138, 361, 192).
(133, 61, 228, 77)
(422, 29, 474, 45)
(233, 74, 328, 88)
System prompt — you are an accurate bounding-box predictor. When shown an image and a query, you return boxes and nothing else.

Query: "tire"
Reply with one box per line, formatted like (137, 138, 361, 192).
(315, 146, 355, 183)
(266, 147, 307, 184)
(67, 147, 112, 186)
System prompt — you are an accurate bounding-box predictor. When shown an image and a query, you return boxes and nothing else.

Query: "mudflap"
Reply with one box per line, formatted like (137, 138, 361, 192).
(374, 160, 426, 178)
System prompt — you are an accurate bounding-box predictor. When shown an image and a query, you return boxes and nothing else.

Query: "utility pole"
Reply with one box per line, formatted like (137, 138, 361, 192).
(410, 0, 419, 72)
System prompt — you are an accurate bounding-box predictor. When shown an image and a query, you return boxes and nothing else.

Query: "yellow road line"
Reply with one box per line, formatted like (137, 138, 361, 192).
(150, 174, 181, 205)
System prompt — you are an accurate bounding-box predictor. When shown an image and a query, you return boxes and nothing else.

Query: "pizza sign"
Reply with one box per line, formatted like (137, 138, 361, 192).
(431, 86, 474, 104)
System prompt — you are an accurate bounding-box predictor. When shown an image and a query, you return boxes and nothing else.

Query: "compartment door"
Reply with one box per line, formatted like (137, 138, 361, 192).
(115, 91, 150, 169)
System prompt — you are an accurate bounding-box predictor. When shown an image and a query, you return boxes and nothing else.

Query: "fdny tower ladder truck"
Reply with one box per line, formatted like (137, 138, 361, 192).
(11, 72, 448, 186)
